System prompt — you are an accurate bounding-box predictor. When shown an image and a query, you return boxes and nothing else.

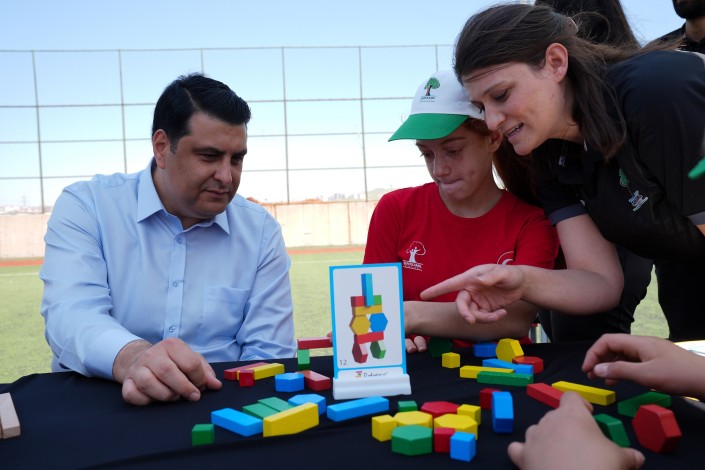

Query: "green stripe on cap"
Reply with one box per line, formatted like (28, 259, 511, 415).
(388, 114, 468, 141)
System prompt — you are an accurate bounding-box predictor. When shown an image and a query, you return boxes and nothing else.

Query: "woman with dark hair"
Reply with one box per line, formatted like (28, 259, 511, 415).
(422, 3, 705, 341)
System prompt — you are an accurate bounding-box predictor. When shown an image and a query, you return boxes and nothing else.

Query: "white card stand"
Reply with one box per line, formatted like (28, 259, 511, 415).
(329, 263, 411, 400)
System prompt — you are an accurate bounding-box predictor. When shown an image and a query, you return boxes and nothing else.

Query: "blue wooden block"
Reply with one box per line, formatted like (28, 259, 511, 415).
(369, 313, 388, 333)
(288, 393, 327, 415)
(483, 358, 533, 375)
(491, 391, 514, 434)
(361, 273, 375, 306)
(275, 372, 305, 392)
(450, 431, 477, 462)
(473, 342, 497, 358)
(211, 408, 262, 436)
(326, 396, 389, 422)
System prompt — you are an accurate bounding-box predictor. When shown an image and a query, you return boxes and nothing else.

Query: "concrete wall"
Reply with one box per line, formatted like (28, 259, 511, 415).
(0, 201, 377, 259)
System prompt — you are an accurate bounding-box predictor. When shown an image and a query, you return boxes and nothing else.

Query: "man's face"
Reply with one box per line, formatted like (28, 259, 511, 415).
(152, 112, 247, 229)
(673, 0, 705, 19)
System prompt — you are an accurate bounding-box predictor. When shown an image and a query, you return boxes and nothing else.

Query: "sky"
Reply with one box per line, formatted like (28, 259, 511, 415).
(0, 1, 686, 208)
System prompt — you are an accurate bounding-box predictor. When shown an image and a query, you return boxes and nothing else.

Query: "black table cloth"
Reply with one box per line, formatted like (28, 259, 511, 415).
(2, 342, 704, 469)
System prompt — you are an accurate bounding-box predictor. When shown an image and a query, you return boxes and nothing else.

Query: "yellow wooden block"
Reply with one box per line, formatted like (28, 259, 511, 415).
(352, 304, 384, 316)
(441, 352, 461, 368)
(496, 338, 524, 362)
(371, 414, 397, 441)
(394, 410, 434, 428)
(552, 381, 616, 406)
(263, 403, 319, 437)
(251, 363, 285, 380)
(457, 404, 482, 424)
(459, 365, 513, 379)
(349, 315, 371, 334)
(434, 414, 478, 437)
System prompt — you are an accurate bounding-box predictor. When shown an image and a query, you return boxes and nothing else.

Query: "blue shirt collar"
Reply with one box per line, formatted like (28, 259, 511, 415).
(136, 159, 231, 234)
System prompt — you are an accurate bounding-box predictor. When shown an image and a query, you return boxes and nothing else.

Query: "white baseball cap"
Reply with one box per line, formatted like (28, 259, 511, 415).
(389, 69, 484, 141)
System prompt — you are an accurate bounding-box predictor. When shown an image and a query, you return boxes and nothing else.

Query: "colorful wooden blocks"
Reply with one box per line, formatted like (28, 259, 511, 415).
(459, 365, 513, 379)
(496, 338, 524, 362)
(477, 371, 533, 387)
(434, 414, 478, 436)
(457, 404, 482, 424)
(483, 358, 533, 375)
(594, 413, 630, 447)
(491, 391, 514, 434)
(297, 336, 333, 350)
(250, 363, 285, 380)
(450, 431, 476, 462)
(433, 427, 454, 453)
(274, 372, 305, 393)
(211, 408, 262, 437)
(394, 411, 433, 428)
(288, 393, 327, 415)
(513, 356, 544, 373)
(327, 396, 390, 422)
(618, 391, 671, 418)
(0, 393, 20, 439)
(419, 401, 459, 418)
(223, 362, 269, 381)
(391, 425, 433, 456)
(263, 403, 319, 437)
(552, 381, 616, 406)
(473, 342, 497, 358)
(632, 404, 681, 453)
(527, 383, 563, 408)
(191, 423, 215, 446)
(479, 388, 501, 410)
(441, 352, 461, 368)
(371, 414, 397, 442)
(299, 369, 332, 391)
(397, 400, 418, 412)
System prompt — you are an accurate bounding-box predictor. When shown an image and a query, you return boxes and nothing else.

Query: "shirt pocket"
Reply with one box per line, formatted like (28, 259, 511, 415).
(201, 286, 251, 341)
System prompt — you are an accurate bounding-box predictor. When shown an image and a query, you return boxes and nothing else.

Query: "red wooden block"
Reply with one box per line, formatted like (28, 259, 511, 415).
(223, 362, 269, 381)
(239, 369, 255, 387)
(479, 388, 501, 410)
(632, 404, 682, 453)
(297, 337, 333, 350)
(420, 401, 460, 419)
(299, 369, 332, 391)
(351, 295, 366, 307)
(513, 356, 544, 373)
(352, 342, 369, 363)
(434, 427, 455, 453)
(354, 331, 384, 345)
(527, 383, 563, 408)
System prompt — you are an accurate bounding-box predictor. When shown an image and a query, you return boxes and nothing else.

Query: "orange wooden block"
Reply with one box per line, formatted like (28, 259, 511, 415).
(513, 356, 544, 373)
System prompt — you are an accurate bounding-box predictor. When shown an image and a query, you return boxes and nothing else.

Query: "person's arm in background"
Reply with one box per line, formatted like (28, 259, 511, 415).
(582, 333, 705, 401)
(407, 204, 559, 341)
(507, 392, 644, 470)
(421, 214, 623, 321)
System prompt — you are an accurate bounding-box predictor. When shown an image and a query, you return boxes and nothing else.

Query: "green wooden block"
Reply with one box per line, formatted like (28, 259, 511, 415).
(297, 349, 311, 371)
(617, 391, 671, 418)
(427, 338, 453, 358)
(594, 413, 631, 447)
(370, 340, 387, 359)
(398, 400, 418, 412)
(373, 294, 382, 305)
(191, 423, 215, 446)
(477, 371, 533, 387)
(391, 425, 433, 456)
(258, 396, 294, 412)
(242, 403, 278, 419)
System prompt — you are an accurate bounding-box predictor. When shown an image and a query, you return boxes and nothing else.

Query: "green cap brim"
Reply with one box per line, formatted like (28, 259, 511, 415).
(688, 156, 705, 179)
(389, 114, 468, 141)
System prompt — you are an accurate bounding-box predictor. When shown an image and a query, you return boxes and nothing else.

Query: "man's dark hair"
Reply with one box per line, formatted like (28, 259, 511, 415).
(151, 73, 251, 151)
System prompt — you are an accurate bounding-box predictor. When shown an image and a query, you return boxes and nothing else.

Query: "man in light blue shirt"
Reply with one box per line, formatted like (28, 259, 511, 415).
(40, 73, 296, 405)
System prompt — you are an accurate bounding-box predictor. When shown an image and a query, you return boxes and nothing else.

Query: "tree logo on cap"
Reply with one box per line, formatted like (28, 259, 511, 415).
(424, 77, 440, 96)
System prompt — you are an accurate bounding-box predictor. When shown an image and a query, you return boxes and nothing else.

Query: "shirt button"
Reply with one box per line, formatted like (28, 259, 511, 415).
(168, 326, 176, 333)
(176, 236, 183, 244)
(172, 281, 179, 287)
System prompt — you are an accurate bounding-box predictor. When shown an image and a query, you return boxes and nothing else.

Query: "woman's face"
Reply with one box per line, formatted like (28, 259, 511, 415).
(418, 123, 497, 206)
(462, 60, 572, 156)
